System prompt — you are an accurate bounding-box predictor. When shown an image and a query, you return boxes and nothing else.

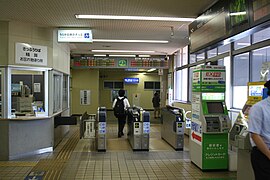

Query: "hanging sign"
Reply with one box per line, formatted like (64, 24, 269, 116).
(58, 29, 92, 42)
(16, 43, 47, 66)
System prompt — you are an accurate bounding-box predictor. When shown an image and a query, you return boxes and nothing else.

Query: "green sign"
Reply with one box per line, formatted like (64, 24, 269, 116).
(202, 133, 228, 170)
(192, 67, 226, 92)
(118, 59, 127, 67)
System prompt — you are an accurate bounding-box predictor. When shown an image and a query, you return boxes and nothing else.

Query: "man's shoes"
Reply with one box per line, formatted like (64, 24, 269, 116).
(118, 133, 121, 138)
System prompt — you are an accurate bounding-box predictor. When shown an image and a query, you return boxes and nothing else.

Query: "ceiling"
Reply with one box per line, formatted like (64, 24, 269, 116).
(0, 0, 217, 56)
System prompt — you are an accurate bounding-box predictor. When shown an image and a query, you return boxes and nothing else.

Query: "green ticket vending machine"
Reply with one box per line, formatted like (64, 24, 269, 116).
(190, 65, 230, 170)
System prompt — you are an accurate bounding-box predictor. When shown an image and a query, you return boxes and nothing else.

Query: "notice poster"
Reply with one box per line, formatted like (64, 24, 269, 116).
(80, 90, 90, 105)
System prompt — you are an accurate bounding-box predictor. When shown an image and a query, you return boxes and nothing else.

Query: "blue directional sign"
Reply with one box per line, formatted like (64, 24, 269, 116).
(124, 78, 139, 84)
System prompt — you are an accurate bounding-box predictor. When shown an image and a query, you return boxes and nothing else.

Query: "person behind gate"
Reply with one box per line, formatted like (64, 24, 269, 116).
(112, 89, 130, 138)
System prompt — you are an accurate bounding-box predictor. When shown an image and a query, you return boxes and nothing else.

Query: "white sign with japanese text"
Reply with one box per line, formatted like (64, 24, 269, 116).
(15, 43, 48, 66)
(58, 29, 92, 42)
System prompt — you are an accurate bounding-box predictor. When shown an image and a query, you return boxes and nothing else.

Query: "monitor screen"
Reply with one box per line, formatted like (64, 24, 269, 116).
(207, 102, 224, 114)
(11, 84, 21, 92)
(249, 85, 264, 97)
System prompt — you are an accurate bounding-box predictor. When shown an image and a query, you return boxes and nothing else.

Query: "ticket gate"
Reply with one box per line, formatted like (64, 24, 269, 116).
(96, 107, 106, 152)
(161, 106, 185, 150)
(127, 107, 150, 151)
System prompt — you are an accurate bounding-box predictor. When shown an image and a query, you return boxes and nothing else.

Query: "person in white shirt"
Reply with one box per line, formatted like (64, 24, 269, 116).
(112, 89, 130, 137)
(248, 80, 270, 179)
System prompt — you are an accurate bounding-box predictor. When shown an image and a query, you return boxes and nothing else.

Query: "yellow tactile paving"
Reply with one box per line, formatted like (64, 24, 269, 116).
(28, 129, 80, 180)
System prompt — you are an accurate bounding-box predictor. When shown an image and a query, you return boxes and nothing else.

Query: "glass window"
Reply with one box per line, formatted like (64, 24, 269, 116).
(207, 48, 217, 58)
(174, 51, 181, 69)
(104, 81, 123, 89)
(11, 69, 45, 115)
(232, 53, 249, 109)
(253, 27, 270, 44)
(218, 59, 224, 66)
(53, 73, 62, 113)
(196, 52, 205, 61)
(233, 53, 250, 86)
(104, 82, 113, 89)
(114, 82, 124, 89)
(188, 67, 195, 102)
(218, 44, 230, 55)
(251, 46, 270, 81)
(174, 70, 181, 100)
(190, 54, 196, 64)
(223, 56, 231, 109)
(62, 74, 69, 109)
(234, 36, 251, 50)
(182, 46, 188, 66)
(144, 81, 160, 90)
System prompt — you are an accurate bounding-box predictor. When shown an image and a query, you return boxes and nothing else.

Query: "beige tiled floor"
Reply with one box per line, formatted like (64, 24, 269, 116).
(0, 119, 237, 180)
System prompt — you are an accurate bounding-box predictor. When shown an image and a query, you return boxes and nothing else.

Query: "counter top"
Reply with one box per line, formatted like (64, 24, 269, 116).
(0, 116, 50, 121)
(0, 111, 64, 121)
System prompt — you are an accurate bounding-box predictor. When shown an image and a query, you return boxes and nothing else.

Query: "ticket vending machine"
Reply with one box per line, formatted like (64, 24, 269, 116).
(229, 82, 267, 180)
(190, 65, 230, 170)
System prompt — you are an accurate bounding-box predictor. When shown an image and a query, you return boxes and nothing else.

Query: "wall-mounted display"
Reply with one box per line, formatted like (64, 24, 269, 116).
(229, 0, 248, 27)
(71, 56, 168, 69)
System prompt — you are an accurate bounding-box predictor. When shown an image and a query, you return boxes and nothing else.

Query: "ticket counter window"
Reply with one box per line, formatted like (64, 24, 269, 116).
(11, 70, 45, 116)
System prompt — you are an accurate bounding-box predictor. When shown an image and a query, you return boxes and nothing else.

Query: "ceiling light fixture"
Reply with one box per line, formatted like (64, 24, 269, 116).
(93, 39, 168, 43)
(109, 54, 136, 57)
(93, 54, 107, 57)
(92, 50, 155, 53)
(75, 15, 195, 22)
(229, 12, 247, 16)
(147, 68, 156, 72)
(139, 55, 151, 58)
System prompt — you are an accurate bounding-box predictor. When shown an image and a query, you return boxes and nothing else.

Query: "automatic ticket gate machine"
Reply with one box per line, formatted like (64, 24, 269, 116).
(190, 65, 230, 170)
(229, 82, 267, 180)
(161, 106, 185, 150)
(96, 107, 106, 152)
(127, 107, 150, 151)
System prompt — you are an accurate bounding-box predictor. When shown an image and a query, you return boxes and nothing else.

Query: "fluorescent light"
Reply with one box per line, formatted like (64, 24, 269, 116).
(92, 50, 155, 53)
(93, 39, 168, 43)
(230, 12, 247, 16)
(109, 54, 136, 57)
(139, 55, 151, 57)
(237, 42, 250, 46)
(75, 15, 195, 22)
(147, 68, 156, 72)
(93, 54, 107, 57)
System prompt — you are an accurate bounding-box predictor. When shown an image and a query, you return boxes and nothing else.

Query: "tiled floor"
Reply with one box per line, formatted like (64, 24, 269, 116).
(0, 116, 237, 180)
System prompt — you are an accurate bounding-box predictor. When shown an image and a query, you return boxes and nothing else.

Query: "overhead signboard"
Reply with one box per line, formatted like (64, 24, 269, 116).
(58, 29, 92, 42)
(15, 43, 47, 66)
(124, 78, 139, 84)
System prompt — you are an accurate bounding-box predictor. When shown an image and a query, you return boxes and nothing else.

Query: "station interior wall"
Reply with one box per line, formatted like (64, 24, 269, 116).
(1, 20, 70, 74)
(71, 69, 161, 115)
